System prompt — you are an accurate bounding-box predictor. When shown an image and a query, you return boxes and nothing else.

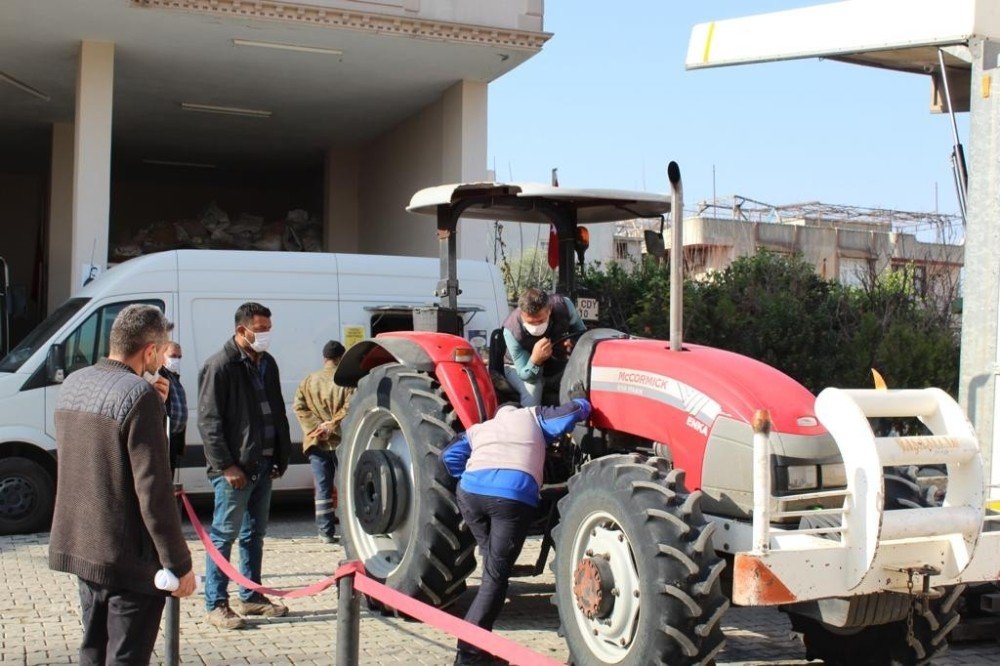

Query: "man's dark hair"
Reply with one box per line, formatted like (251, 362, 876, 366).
(518, 288, 551, 316)
(110, 304, 173, 357)
(323, 340, 346, 361)
(234, 302, 272, 328)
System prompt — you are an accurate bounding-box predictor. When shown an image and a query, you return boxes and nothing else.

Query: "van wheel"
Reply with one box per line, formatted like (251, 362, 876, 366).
(553, 454, 728, 665)
(0, 457, 55, 534)
(337, 363, 476, 608)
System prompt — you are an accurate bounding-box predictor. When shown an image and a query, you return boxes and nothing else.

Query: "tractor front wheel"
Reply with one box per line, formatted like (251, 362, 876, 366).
(553, 454, 728, 665)
(791, 584, 964, 666)
(337, 363, 476, 607)
(790, 466, 961, 665)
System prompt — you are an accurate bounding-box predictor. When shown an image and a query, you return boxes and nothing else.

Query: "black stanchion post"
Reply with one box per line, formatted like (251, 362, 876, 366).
(164, 482, 182, 666)
(336, 564, 360, 666)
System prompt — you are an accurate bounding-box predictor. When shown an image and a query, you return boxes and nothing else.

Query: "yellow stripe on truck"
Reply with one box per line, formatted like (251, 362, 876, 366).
(702, 21, 716, 64)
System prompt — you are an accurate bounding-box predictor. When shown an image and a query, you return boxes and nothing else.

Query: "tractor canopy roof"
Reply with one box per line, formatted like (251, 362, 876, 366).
(407, 182, 671, 225)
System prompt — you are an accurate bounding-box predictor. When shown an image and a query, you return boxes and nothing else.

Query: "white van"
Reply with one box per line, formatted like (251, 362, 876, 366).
(0, 250, 508, 534)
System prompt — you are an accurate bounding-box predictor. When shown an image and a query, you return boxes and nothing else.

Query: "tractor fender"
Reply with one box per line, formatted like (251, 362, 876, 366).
(558, 328, 629, 402)
(334, 331, 496, 430)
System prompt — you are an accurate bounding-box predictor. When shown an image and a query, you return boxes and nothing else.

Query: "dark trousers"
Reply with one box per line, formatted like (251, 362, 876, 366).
(309, 449, 338, 537)
(456, 487, 534, 656)
(78, 578, 166, 666)
(168, 432, 185, 473)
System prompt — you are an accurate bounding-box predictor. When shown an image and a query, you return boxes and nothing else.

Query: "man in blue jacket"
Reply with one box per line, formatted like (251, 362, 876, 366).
(442, 397, 591, 665)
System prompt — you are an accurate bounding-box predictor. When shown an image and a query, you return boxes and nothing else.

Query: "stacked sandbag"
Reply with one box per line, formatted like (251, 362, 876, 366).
(111, 203, 323, 261)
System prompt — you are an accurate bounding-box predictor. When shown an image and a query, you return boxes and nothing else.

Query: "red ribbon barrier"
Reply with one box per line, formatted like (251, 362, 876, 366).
(179, 490, 564, 665)
(334, 562, 564, 666)
(178, 490, 338, 599)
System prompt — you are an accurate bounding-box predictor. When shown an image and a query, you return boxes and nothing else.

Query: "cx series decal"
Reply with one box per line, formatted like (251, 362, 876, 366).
(590, 367, 722, 433)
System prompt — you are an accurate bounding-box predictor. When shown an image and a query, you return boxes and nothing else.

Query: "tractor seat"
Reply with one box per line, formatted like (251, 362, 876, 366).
(487, 328, 521, 405)
(488, 328, 507, 376)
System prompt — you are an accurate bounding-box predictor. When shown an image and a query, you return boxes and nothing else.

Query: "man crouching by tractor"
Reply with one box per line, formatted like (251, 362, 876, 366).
(441, 397, 591, 665)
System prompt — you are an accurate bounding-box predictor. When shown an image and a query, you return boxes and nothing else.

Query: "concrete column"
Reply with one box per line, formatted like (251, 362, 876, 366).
(48, 122, 75, 311)
(323, 147, 360, 253)
(440, 80, 489, 260)
(70, 40, 114, 293)
(441, 80, 488, 183)
(959, 38, 1000, 491)
(355, 80, 487, 258)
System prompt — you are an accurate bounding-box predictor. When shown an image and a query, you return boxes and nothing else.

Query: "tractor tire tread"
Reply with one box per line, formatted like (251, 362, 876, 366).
(338, 363, 475, 608)
(553, 454, 727, 665)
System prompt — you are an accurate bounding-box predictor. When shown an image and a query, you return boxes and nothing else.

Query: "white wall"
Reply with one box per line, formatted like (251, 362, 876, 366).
(324, 80, 489, 259)
(304, 0, 544, 32)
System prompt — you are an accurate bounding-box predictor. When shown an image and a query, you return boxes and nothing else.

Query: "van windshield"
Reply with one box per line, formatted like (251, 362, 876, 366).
(0, 298, 89, 373)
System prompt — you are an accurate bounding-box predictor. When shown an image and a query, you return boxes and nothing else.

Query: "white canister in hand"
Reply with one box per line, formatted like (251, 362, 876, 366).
(155, 568, 203, 592)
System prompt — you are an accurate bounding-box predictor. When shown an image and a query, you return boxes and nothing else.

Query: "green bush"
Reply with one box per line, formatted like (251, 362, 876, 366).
(576, 251, 959, 395)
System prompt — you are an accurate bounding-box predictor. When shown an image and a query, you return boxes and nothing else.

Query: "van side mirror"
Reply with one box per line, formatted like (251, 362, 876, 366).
(46, 344, 65, 383)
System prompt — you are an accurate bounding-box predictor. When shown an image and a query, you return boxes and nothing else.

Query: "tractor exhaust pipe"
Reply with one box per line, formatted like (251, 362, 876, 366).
(668, 161, 683, 352)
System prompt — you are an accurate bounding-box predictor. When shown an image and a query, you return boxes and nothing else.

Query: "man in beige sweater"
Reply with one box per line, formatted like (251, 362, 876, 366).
(49, 304, 195, 665)
(293, 340, 353, 543)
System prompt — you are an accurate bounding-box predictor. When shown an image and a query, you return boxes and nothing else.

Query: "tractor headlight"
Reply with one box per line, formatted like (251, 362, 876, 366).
(820, 463, 847, 488)
(784, 465, 819, 491)
(773, 458, 846, 495)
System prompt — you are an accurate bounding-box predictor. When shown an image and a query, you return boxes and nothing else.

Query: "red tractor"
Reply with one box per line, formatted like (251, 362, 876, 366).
(335, 163, 1000, 665)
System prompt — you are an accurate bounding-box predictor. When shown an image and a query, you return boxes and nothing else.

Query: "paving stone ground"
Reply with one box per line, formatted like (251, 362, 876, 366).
(3, 503, 998, 665)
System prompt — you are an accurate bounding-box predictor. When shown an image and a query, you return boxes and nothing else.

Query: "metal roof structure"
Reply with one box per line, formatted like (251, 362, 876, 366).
(407, 182, 672, 225)
(686, 0, 995, 73)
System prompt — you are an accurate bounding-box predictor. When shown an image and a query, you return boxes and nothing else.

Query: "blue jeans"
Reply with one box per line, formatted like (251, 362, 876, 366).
(503, 365, 544, 407)
(204, 457, 274, 611)
(309, 449, 338, 537)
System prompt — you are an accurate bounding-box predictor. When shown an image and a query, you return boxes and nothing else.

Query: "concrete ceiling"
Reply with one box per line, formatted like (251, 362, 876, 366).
(0, 0, 546, 170)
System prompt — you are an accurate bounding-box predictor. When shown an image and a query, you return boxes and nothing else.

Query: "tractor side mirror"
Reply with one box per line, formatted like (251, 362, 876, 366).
(46, 343, 65, 384)
(644, 229, 665, 258)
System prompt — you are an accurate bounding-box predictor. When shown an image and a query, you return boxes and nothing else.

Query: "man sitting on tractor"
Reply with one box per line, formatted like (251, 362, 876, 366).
(502, 288, 587, 406)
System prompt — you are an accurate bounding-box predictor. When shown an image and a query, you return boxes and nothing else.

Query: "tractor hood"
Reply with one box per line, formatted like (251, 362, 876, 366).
(589, 337, 825, 437)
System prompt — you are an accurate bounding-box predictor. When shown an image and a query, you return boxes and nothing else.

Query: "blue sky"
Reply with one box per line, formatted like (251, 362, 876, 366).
(488, 1, 967, 216)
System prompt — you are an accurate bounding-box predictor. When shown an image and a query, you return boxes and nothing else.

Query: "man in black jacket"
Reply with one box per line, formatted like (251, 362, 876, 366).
(199, 302, 291, 629)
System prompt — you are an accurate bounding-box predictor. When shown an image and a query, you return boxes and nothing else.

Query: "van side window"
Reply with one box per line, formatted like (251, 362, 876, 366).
(63, 300, 165, 377)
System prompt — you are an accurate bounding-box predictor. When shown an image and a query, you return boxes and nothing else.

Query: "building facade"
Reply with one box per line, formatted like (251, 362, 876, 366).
(612, 198, 964, 302)
(0, 0, 549, 343)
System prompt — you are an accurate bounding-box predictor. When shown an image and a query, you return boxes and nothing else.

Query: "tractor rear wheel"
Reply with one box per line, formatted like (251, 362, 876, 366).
(337, 363, 476, 607)
(553, 454, 728, 665)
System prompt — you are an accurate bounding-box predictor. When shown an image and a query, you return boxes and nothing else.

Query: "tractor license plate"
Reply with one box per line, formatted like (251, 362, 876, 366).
(577, 297, 599, 321)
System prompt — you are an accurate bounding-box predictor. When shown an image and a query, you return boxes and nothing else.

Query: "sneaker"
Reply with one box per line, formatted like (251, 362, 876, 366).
(319, 532, 340, 544)
(232, 595, 288, 617)
(453, 650, 504, 665)
(204, 603, 246, 630)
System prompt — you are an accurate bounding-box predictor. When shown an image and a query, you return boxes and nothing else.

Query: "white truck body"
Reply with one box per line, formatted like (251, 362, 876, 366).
(0, 250, 507, 525)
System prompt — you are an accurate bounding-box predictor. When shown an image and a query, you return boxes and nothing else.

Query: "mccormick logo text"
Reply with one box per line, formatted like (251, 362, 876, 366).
(590, 366, 722, 434)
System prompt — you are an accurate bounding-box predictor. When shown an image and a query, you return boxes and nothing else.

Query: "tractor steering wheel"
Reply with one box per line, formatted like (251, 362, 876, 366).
(552, 330, 586, 346)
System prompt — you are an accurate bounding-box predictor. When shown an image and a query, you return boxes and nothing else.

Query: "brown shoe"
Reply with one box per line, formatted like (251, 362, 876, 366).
(232, 595, 288, 617)
(205, 603, 246, 630)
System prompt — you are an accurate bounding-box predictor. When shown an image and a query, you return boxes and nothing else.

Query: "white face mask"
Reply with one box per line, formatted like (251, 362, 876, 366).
(522, 319, 549, 336)
(245, 330, 272, 353)
(141, 345, 159, 384)
(164, 357, 181, 374)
